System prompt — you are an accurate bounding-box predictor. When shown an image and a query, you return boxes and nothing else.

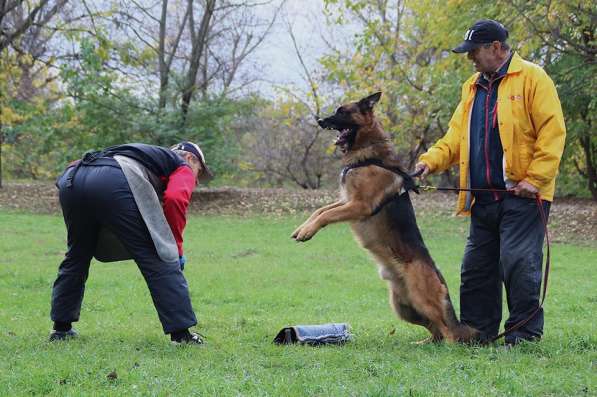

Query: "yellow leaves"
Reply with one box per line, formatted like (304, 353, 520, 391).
(55, 114, 81, 131)
(279, 101, 293, 116)
(138, 47, 156, 64)
(0, 106, 24, 125)
(22, 53, 35, 66)
(96, 46, 110, 62)
(351, 52, 363, 64)
(238, 161, 255, 171)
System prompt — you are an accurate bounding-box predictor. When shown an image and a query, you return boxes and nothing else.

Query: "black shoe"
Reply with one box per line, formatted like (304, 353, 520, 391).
(171, 331, 204, 345)
(49, 329, 78, 341)
(505, 335, 541, 347)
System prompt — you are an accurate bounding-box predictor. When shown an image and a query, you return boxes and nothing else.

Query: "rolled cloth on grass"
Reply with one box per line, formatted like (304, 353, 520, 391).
(273, 323, 351, 345)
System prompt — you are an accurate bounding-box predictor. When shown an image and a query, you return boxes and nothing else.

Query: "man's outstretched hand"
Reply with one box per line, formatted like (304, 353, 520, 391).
(414, 162, 430, 179)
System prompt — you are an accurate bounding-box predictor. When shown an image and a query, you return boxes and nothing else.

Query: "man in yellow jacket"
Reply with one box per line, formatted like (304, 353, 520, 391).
(415, 20, 566, 346)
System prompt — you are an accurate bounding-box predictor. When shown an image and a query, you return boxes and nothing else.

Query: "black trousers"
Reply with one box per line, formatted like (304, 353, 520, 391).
(460, 195, 550, 344)
(51, 161, 197, 334)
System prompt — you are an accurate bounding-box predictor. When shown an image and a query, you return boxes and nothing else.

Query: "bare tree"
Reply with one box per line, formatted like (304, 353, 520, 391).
(98, 0, 280, 114)
(243, 16, 339, 189)
(180, 0, 215, 121)
(244, 112, 338, 189)
(0, 0, 66, 52)
(208, 1, 282, 97)
(158, 0, 191, 109)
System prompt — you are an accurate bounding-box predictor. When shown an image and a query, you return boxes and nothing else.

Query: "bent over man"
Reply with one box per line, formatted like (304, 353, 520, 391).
(415, 20, 566, 346)
(50, 142, 213, 345)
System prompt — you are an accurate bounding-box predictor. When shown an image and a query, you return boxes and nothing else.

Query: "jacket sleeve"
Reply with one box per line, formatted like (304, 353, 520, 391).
(524, 70, 566, 189)
(162, 165, 196, 256)
(419, 88, 465, 173)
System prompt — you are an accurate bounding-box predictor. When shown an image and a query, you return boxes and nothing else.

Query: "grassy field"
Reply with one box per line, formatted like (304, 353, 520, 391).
(0, 210, 595, 396)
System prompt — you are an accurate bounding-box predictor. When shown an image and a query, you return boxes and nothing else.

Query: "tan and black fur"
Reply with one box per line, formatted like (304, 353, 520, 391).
(291, 92, 478, 343)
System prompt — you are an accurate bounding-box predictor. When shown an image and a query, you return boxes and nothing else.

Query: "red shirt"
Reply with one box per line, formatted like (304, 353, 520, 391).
(162, 165, 196, 256)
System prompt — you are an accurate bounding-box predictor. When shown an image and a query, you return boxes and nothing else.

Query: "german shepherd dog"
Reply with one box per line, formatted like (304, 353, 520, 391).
(291, 92, 478, 343)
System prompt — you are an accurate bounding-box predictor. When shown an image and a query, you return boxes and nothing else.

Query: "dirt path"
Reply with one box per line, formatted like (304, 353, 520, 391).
(1, 182, 595, 245)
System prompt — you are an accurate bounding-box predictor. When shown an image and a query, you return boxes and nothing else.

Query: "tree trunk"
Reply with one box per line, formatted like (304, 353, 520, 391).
(158, 0, 190, 110)
(580, 133, 597, 200)
(158, 0, 169, 110)
(180, 0, 215, 122)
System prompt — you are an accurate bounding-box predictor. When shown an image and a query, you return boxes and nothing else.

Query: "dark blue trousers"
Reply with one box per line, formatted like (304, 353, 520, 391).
(460, 195, 550, 344)
(51, 161, 197, 334)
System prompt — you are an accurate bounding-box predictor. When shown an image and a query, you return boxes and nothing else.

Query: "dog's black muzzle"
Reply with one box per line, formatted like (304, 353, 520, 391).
(317, 116, 356, 134)
(317, 117, 336, 130)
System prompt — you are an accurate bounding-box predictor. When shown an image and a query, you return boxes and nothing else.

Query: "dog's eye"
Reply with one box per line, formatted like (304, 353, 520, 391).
(336, 107, 345, 114)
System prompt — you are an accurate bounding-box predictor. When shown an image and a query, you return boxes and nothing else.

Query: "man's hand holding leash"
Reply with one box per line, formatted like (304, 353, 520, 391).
(513, 180, 539, 198)
(414, 162, 430, 180)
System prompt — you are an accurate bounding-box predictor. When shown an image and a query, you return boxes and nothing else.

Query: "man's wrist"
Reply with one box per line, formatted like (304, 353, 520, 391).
(521, 178, 540, 190)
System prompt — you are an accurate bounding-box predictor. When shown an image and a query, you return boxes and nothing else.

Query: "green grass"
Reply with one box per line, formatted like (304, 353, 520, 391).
(0, 211, 595, 396)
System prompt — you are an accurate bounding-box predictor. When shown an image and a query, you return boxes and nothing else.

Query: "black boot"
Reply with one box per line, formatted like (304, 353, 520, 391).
(170, 329, 203, 345)
(49, 322, 78, 341)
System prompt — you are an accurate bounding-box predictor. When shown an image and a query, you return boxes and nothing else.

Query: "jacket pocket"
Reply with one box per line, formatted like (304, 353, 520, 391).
(518, 145, 533, 175)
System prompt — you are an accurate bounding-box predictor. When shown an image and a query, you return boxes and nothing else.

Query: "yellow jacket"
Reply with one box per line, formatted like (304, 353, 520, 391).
(419, 52, 566, 214)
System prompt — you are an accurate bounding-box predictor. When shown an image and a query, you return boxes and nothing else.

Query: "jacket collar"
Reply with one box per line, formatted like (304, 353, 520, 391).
(468, 51, 523, 87)
(506, 51, 523, 75)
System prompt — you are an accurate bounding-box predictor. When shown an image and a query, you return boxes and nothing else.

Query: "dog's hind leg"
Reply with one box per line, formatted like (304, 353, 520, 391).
(388, 283, 443, 342)
(401, 260, 462, 342)
(428, 268, 480, 343)
(439, 294, 480, 343)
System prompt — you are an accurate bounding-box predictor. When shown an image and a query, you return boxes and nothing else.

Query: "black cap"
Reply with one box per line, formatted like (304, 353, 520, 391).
(452, 19, 509, 53)
(172, 141, 214, 182)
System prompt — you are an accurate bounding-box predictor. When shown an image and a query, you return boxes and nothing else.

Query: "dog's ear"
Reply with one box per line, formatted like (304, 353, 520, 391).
(358, 92, 382, 112)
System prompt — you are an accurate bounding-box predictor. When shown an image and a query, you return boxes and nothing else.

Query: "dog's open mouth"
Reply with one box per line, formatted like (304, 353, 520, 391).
(334, 128, 353, 153)
(317, 117, 356, 153)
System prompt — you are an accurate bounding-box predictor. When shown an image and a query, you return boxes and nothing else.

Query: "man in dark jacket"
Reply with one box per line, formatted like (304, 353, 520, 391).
(50, 142, 213, 345)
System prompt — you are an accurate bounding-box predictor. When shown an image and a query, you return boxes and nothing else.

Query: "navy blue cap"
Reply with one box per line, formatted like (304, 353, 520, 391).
(171, 141, 214, 181)
(453, 19, 509, 53)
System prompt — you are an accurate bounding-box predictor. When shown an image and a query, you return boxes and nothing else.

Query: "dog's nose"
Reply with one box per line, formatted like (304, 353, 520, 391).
(317, 118, 326, 128)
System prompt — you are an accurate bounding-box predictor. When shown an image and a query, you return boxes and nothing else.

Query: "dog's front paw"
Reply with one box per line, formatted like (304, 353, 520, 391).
(294, 223, 319, 242)
(291, 224, 304, 239)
